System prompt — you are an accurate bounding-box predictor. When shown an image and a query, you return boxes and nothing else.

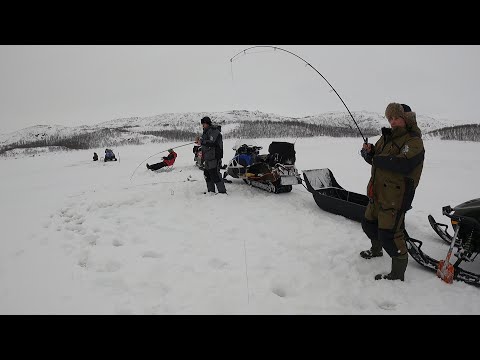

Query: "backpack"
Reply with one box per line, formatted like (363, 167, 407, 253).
(212, 126, 223, 159)
(215, 133, 223, 159)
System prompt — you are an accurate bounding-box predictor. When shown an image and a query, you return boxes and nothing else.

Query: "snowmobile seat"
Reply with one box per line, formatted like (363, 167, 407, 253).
(247, 162, 271, 176)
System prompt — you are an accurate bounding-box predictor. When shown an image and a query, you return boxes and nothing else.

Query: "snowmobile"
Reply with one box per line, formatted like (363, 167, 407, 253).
(302, 168, 480, 287)
(224, 140, 302, 194)
(428, 199, 480, 284)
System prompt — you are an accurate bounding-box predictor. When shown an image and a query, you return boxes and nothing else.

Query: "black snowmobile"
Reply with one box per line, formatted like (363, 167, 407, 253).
(302, 168, 480, 287)
(427, 199, 480, 284)
(224, 141, 302, 193)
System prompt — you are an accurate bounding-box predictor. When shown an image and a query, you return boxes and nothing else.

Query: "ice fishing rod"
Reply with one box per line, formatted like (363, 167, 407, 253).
(129, 142, 195, 182)
(230, 46, 367, 143)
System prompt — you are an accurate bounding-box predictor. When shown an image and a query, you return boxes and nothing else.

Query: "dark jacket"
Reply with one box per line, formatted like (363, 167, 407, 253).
(200, 125, 223, 165)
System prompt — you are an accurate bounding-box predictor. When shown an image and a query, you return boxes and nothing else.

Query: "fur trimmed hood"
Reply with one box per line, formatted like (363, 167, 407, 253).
(385, 103, 421, 137)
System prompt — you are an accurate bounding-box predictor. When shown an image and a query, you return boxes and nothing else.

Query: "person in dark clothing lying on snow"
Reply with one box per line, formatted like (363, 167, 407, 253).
(360, 103, 425, 282)
(146, 149, 177, 171)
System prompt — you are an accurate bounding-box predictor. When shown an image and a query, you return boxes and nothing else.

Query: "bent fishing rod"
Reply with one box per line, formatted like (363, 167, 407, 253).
(129, 142, 195, 182)
(230, 45, 367, 143)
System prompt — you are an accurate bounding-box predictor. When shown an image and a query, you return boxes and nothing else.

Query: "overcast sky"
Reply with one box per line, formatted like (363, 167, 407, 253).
(1, 45, 479, 134)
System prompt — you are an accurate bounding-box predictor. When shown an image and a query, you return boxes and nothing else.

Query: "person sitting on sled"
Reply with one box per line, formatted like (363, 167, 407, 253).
(146, 149, 177, 171)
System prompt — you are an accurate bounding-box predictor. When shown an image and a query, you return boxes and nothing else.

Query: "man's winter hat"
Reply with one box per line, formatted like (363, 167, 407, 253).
(200, 116, 212, 125)
(167, 149, 173, 152)
(385, 103, 416, 124)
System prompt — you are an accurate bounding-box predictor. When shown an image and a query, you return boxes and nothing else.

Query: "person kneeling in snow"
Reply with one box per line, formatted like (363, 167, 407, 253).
(146, 149, 177, 171)
(104, 148, 117, 162)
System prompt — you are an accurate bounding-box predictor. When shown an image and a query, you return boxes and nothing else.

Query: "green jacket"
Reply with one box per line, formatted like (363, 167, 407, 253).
(364, 115, 425, 212)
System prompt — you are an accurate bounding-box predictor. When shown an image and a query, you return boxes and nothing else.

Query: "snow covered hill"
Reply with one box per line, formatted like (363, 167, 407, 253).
(0, 110, 453, 149)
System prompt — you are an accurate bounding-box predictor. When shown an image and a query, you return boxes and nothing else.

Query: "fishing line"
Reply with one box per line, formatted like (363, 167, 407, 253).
(129, 142, 195, 182)
(230, 46, 367, 143)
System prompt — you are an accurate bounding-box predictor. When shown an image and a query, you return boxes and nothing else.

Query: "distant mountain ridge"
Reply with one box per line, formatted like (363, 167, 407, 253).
(0, 109, 455, 148)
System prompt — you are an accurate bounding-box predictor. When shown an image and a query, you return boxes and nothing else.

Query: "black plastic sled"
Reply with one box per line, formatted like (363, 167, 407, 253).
(224, 141, 302, 194)
(302, 169, 368, 222)
(302, 168, 480, 287)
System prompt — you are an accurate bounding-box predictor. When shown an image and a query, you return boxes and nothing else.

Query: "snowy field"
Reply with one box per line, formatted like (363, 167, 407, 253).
(1, 136, 479, 314)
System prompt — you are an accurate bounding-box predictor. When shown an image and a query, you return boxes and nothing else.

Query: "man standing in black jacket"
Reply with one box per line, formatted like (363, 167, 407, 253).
(198, 116, 227, 194)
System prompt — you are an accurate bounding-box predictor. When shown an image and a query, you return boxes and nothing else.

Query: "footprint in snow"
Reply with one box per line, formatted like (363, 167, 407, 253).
(208, 258, 228, 269)
(377, 301, 397, 311)
(112, 239, 124, 247)
(272, 287, 287, 298)
(141, 251, 163, 259)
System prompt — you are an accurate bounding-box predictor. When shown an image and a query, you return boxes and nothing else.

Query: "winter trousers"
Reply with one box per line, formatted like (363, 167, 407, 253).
(362, 201, 408, 257)
(362, 201, 409, 279)
(204, 159, 226, 193)
(149, 161, 167, 171)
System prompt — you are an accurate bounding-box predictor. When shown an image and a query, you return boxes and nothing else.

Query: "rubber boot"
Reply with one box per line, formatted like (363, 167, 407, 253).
(206, 181, 216, 193)
(360, 239, 383, 259)
(375, 254, 408, 281)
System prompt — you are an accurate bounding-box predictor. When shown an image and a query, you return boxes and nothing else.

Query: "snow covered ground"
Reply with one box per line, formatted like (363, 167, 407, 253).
(1, 136, 479, 314)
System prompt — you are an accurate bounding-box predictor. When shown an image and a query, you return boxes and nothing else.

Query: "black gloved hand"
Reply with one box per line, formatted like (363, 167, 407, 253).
(360, 142, 372, 160)
(360, 148, 368, 160)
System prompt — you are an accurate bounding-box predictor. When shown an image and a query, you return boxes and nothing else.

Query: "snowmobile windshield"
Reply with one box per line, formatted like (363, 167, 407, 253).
(232, 139, 262, 152)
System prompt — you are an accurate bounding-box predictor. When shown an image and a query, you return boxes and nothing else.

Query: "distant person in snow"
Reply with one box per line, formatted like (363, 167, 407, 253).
(104, 148, 117, 162)
(93, 152, 98, 161)
(146, 149, 177, 171)
(198, 116, 226, 194)
(360, 103, 425, 282)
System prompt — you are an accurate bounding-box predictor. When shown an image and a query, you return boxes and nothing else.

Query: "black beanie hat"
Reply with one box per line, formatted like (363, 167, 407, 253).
(401, 104, 412, 112)
(200, 116, 212, 125)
